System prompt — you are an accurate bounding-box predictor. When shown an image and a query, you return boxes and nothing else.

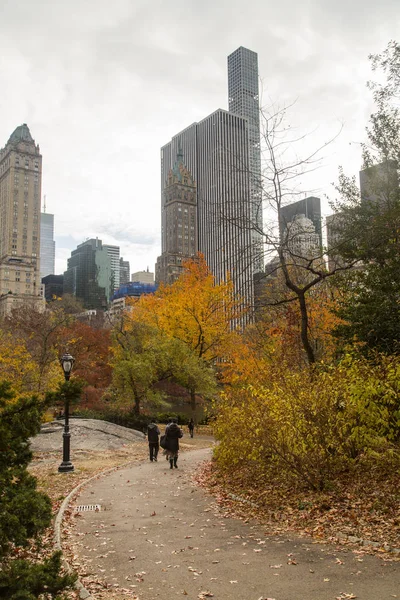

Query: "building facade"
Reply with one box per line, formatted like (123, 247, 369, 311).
(156, 149, 197, 284)
(131, 269, 154, 284)
(40, 212, 55, 278)
(63, 238, 112, 310)
(42, 274, 63, 301)
(103, 244, 120, 295)
(119, 257, 130, 285)
(279, 196, 322, 249)
(159, 110, 254, 308)
(360, 160, 399, 207)
(285, 214, 321, 259)
(0, 124, 45, 316)
(228, 46, 263, 273)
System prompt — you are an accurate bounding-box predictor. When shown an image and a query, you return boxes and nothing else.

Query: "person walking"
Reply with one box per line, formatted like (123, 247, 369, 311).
(164, 418, 183, 469)
(147, 419, 160, 462)
(188, 418, 194, 438)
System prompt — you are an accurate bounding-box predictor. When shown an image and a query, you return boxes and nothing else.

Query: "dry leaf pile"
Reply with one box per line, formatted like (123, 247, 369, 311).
(195, 459, 400, 554)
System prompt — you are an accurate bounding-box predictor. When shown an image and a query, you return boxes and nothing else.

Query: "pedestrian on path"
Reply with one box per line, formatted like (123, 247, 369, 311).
(165, 418, 183, 469)
(188, 418, 194, 438)
(147, 419, 160, 462)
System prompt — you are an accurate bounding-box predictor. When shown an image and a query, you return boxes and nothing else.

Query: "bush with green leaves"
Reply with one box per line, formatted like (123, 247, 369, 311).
(0, 381, 76, 599)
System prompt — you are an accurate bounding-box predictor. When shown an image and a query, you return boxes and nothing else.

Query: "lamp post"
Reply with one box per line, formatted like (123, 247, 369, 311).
(58, 353, 75, 473)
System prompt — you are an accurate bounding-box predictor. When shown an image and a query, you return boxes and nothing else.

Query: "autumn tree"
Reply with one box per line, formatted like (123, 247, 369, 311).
(1, 304, 77, 393)
(111, 319, 216, 415)
(56, 320, 112, 406)
(133, 255, 243, 360)
(122, 255, 240, 408)
(220, 98, 354, 365)
(0, 330, 38, 394)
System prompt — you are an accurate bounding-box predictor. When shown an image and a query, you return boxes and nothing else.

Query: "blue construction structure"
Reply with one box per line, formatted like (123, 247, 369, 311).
(112, 281, 158, 301)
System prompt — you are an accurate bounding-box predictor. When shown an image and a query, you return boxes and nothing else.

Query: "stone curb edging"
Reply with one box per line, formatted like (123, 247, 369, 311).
(54, 459, 142, 600)
(226, 493, 400, 556)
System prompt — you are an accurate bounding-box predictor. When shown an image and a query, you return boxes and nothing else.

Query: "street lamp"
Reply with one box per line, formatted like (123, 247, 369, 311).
(58, 353, 75, 473)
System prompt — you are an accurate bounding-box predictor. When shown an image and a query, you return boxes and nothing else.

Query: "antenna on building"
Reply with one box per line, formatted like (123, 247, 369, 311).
(43, 194, 46, 213)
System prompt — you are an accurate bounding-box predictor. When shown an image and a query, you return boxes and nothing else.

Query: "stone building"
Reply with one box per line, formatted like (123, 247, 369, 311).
(0, 124, 45, 316)
(156, 148, 197, 284)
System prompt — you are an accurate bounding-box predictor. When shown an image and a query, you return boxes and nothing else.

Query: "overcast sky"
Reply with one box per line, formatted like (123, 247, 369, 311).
(1, 0, 399, 275)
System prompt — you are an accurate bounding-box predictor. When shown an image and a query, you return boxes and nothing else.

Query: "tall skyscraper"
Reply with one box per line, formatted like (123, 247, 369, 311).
(0, 124, 44, 315)
(103, 244, 120, 295)
(119, 257, 130, 285)
(159, 109, 254, 307)
(156, 148, 197, 284)
(228, 47, 263, 273)
(63, 238, 112, 310)
(40, 211, 55, 278)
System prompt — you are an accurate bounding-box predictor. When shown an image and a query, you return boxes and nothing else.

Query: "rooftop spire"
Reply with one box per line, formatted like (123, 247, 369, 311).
(7, 123, 34, 146)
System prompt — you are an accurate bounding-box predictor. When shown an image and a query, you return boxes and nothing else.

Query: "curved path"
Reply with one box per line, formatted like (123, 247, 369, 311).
(67, 448, 400, 600)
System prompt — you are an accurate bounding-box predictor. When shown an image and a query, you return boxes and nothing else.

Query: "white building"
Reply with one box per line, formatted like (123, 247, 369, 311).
(103, 244, 120, 295)
(40, 212, 55, 278)
(131, 269, 154, 284)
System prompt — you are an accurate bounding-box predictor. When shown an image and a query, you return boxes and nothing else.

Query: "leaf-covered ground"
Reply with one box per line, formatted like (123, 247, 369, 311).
(195, 458, 400, 555)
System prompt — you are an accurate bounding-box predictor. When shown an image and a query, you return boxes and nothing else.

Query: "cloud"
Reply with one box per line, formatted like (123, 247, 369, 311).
(1, 0, 399, 276)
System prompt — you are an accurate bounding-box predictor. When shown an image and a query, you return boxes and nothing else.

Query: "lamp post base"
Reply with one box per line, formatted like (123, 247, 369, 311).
(58, 461, 74, 473)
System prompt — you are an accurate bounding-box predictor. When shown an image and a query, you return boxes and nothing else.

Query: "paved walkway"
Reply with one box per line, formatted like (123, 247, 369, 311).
(67, 448, 400, 600)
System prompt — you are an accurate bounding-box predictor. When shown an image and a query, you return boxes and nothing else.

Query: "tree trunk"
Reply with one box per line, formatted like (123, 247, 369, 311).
(190, 387, 196, 411)
(298, 292, 315, 365)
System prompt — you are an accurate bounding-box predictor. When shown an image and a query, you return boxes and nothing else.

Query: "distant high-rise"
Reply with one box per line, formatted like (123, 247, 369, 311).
(284, 214, 320, 259)
(40, 212, 55, 278)
(360, 160, 399, 207)
(159, 109, 254, 308)
(119, 257, 130, 285)
(0, 124, 45, 315)
(280, 197, 322, 249)
(131, 269, 155, 284)
(103, 244, 120, 295)
(42, 274, 63, 302)
(228, 47, 263, 272)
(63, 238, 112, 310)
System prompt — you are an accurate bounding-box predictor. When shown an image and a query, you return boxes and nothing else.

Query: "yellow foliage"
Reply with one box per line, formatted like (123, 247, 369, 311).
(123, 254, 244, 363)
(213, 352, 400, 491)
(0, 330, 38, 395)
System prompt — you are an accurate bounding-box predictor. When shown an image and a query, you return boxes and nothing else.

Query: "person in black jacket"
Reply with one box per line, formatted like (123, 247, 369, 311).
(147, 420, 160, 462)
(188, 418, 194, 438)
(165, 418, 183, 469)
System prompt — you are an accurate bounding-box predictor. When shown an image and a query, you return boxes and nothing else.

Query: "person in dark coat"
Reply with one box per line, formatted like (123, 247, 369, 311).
(165, 418, 183, 469)
(147, 420, 160, 462)
(188, 418, 194, 438)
